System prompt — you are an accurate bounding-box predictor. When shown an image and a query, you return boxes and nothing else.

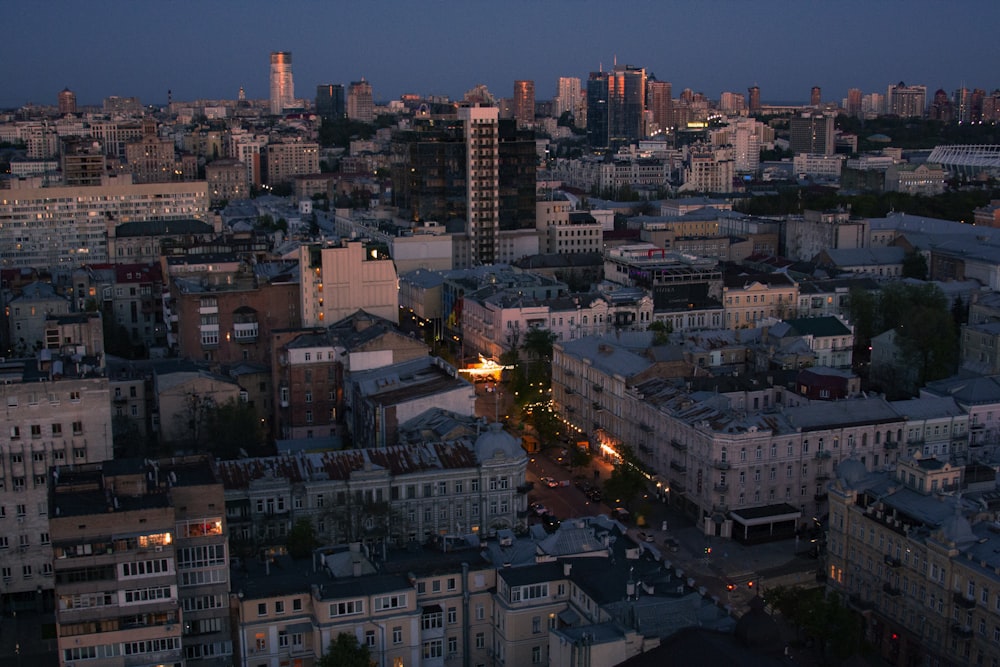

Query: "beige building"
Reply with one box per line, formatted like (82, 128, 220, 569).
(722, 272, 798, 329)
(826, 455, 999, 666)
(205, 158, 249, 203)
(299, 241, 399, 327)
(784, 208, 869, 264)
(265, 140, 320, 187)
(0, 357, 113, 608)
(0, 180, 210, 268)
(50, 456, 231, 667)
(535, 199, 603, 255)
(153, 362, 243, 447)
(346, 79, 374, 122)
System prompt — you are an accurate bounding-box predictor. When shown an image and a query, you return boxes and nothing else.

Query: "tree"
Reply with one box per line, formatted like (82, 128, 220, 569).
(649, 320, 673, 345)
(568, 444, 592, 474)
(317, 633, 371, 667)
(602, 446, 647, 512)
(766, 586, 863, 663)
(901, 250, 928, 280)
(521, 328, 557, 387)
(286, 518, 320, 558)
(203, 398, 267, 459)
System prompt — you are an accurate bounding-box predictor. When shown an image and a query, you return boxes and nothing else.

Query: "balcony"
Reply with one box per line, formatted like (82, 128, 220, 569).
(639, 422, 653, 433)
(669, 479, 686, 493)
(670, 461, 687, 473)
(813, 492, 828, 502)
(815, 450, 832, 460)
(953, 592, 976, 609)
(882, 583, 901, 597)
(883, 555, 901, 568)
(233, 321, 259, 342)
(564, 388, 574, 395)
(815, 473, 830, 481)
(592, 402, 602, 411)
(712, 459, 730, 470)
(713, 483, 728, 492)
(884, 441, 899, 450)
(952, 624, 974, 639)
(670, 439, 687, 452)
(592, 383, 603, 393)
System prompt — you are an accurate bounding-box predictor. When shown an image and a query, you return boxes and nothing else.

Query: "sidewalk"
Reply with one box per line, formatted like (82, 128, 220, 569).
(0, 610, 57, 667)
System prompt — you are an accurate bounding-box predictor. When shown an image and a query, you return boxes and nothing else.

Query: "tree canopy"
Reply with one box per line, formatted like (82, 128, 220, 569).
(317, 633, 371, 667)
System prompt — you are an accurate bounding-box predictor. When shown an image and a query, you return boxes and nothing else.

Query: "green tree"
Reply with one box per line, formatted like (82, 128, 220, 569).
(901, 250, 928, 280)
(317, 632, 371, 667)
(649, 320, 673, 345)
(602, 446, 647, 511)
(203, 398, 267, 459)
(847, 286, 877, 350)
(521, 328, 557, 387)
(286, 518, 320, 558)
(766, 587, 863, 663)
(568, 444, 593, 474)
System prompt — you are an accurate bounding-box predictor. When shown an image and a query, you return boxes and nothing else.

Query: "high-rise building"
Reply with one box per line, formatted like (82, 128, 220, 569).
(648, 80, 673, 132)
(971, 88, 986, 123)
(513, 79, 535, 127)
(810, 86, 822, 107)
(586, 72, 609, 148)
(555, 76, 581, 118)
(269, 51, 294, 115)
(315, 83, 345, 120)
(953, 87, 971, 123)
(846, 88, 863, 118)
(586, 65, 646, 148)
(347, 79, 374, 122)
(887, 81, 927, 118)
(789, 112, 836, 156)
(718, 91, 746, 115)
(459, 104, 499, 264)
(929, 89, 953, 122)
(747, 85, 761, 114)
(58, 87, 77, 115)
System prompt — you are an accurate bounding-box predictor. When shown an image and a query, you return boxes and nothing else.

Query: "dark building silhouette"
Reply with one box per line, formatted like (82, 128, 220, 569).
(315, 84, 345, 120)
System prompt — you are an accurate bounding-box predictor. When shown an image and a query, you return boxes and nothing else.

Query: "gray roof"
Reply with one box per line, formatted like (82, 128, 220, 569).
(114, 219, 213, 237)
(558, 335, 653, 379)
(818, 246, 905, 267)
(888, 395, 964, 420)
(785, 396, 902, 431)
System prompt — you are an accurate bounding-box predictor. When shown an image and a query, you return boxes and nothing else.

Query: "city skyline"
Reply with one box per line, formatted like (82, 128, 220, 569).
(6, 1, 1000, 109)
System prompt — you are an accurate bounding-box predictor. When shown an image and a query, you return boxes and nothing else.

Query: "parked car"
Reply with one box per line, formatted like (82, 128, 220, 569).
(636, 531, 655, 543)
(540, 476, 559, 488)
(529, 502, 548, 516)
(663, 537, 680, 552)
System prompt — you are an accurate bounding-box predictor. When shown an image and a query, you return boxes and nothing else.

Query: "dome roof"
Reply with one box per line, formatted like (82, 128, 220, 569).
(836, 458, 868, 488)
(474, 422, 523, 462)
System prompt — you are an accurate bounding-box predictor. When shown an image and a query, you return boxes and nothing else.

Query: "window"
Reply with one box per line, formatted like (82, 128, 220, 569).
(257, 603, 267, 616)
(422, 640, 443, 659)
(30, 425, 41, 438)
(72, 421, 83, 435)
(292, 598, 302, 612)
(275, 600, 284, 614)
(447, 607, 457, 624)
(365, 630, 376, 648)
(392, 626, 402, 645)
(475, 632, 485, 649)
(448, 636, 458, 655)
(375, 594, 406, 611)
(532, 645, 542, 664)
(330, 600, 365, 617)
(532, 616, 541, 633)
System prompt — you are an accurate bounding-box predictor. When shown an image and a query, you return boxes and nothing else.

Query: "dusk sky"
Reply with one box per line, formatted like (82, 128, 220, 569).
(7, 1, 999, 109)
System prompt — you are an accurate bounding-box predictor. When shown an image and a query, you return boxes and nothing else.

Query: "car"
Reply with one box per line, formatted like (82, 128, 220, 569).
(636, 531, 655, 543)
(663, 537, 680, 552)
(542, 514, 561, 533)
(529, 503, 548, 516)
(539, 476, 559, 488)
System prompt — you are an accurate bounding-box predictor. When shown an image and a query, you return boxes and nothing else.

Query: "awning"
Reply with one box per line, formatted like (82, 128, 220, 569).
(558, 608, 579, 625)
(284, 622, 312, 634)
(421, 604, 443, 615)
(729, 503, 801, 527)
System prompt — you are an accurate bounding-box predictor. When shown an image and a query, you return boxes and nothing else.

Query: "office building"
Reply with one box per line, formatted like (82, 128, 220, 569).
(57, 87, 76, 115)
(315, 83, 345, 120)
(586, 72, 610, 148)
(347, 79, 374, 122)
(648, 80, 673, 132)
(587, 65, 646, 148)
(51, 456, 231, 666)
(269, 51, 294, 115)
(61, 138, 108, 187)
(887, 82, 927, 118)
(513, 79, 535, 127)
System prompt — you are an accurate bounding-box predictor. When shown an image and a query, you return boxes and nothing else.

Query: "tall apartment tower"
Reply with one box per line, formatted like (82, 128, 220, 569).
(458, 104, 499, 265)
(58, 87, 77, 115)
(347, 79, 374, 122)
(846, 88, 863, 118)
(810, 86, 822, 107)
(648, 80, 673, 131)
(747, 85, 761, 114)
(315, 84, 345, 120)
(887, 81, 927, 118)
(555, 77, 581, 117)
(789, 112, 835, 155)
(269, 51, 294, 115)
(513, 79, 535, 127)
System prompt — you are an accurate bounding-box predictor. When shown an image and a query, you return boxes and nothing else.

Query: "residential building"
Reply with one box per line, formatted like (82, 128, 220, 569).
(722, 272, 798, 329)
(0, 181, 210, 269)
(205, 158, 249, 204)
(764, 316, 854, 369)
(884, 163, 947, 196)
(152, 361, 243, 447)
(536, 198, 603, 255)
(5, 282, 72, 356)
(347, 79, 374, 122)
(299, 241, 398, 327)
(514, 80, 535, 127)
(556, 76, 582, 119)
(784, 209, 869, 264)
(265, 140, 319, 187)
(887, 81, 927, 118)
(57, 87, 76, 115)
(50, 456, 231, 667)
(681, 144, 735, 193)
(826, 456, 999, 666)
(789, 113, 835, 156)
(0, 356, 113, 609)
(459, 104, 500, 265)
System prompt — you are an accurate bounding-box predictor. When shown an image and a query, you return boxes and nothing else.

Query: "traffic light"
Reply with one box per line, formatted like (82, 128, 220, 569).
(726, 583, 736, 591)
(704, 546, 712, 555)
(747, 580, 754, 588)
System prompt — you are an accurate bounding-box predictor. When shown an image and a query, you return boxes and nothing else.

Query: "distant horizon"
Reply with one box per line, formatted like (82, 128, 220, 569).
(7, 1, 999, 110)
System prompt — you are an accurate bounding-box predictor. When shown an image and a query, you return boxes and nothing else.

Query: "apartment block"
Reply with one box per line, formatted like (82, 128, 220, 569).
(264, 141, 319, 187)
(298, 241, 398, 327)
(50, 456, 231, 667)
(0, 357, 113, 609)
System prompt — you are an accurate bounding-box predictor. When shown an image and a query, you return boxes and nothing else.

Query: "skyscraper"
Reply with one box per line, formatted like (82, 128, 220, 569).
(789, 112, 835, 155)
(513, 80, 535, 127)
(810, 86, 822, 107)
(316, 84, 345, 120)
(587, 65, 646, 148)
(347, 79, 374, 122)
(648, 80, 673, 132)
(269, 51, 294, 115)
(586, 72, 609, 148)
(747, 85, 761, 114)
(887, 82, 927, 118)
(555, 77, 581, 118)
(458, 104, 499, 265)
(58, 87, 77, 115)
(846, 88, 863, 118)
